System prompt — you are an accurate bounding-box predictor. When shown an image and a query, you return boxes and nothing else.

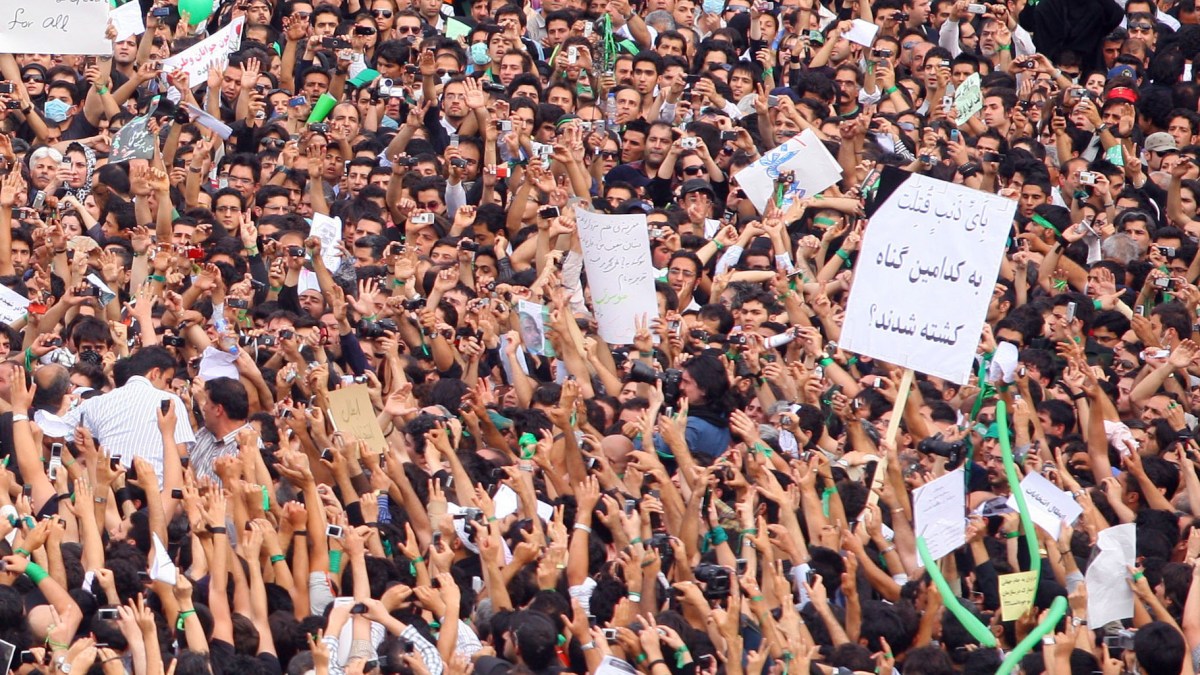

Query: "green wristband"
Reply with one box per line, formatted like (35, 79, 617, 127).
(148, 274, 166, 283)
(25, 562, 48, 585)
(270, 554, 286, 564)
(328, 549, 343, 574)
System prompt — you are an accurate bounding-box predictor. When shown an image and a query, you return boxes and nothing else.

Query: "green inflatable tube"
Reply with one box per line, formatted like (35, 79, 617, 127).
(996, 596, 1069, 675)
(995, 400, 1042, 577)
(917, 537, 997, 647)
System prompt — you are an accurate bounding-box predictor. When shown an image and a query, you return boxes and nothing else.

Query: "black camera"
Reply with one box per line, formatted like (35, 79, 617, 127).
(450, 157, 469, 169)
(308, 123, 330, 134)
(627, 360, 683, 409)
(916, 433, 966, 469)
(692, 563, 732, 600)
(358, 318, 399, 339)
(401, 297, 426, 311)
(286, 245, 305, 256)
(228, 298, 249, 309)
(258, 335, 277, 347)
(459, 239, 478, 252)
(396, 156, 419, 167)
(727, 334, 748, 346)
(321, 37, 351, 50)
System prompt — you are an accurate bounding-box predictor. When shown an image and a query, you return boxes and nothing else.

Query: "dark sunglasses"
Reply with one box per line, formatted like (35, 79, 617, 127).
(681, 165, 704, 176)
(599, 150, 619, 159)
(22, 75, 43, 83)
(372, 8, 394, 17)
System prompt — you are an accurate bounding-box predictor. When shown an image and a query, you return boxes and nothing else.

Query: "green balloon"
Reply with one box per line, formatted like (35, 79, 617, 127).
(916, 537, 997, 648)
(178, 0, 214, 24)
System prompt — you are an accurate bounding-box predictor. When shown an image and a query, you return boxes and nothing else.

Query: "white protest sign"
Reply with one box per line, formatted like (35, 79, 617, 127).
(732, 129, 842, 214)
(1005, 471, 1082, 539)
(163, 17, 245, 89)
(0, 0, 111, 55)
(1086, 523, 1136, 627)
(843, 19, 879, 47)
(954, 73, 983, 126)
(308, 212, 343, 272)
(0, 284, 29, 326)
(840, 173, 1016, 383)
(110, 1, 146, 42)
(574, 207, 658, 344)
(912, 468, 965, 564)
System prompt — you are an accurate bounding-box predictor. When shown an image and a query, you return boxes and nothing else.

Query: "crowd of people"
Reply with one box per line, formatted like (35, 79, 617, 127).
(3, 0, 1200, 673)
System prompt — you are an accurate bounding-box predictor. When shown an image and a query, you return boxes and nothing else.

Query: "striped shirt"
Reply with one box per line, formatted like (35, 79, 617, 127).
(189, 423, 250, 483)
(61, 376, 195, 483)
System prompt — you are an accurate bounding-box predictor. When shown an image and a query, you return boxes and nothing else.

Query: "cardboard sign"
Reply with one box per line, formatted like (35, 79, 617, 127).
(840, 173, 1016, 383)
(0, 0, 112, 55)
(327, 384, 387, 454)
(162, 17, 245, 88)
(998, 571, 1039, 622)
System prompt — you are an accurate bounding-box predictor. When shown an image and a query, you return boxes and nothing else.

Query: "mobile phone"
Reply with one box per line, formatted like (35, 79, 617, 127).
(31, 191, 45, 211)
(1078, 171, 1097, 186)
(48, 443, 63, 482)
(449, 133, 459, 147)
(308, 122, 329, 134)
(326, 524, 344, 539)
(736, 558, 748, 575)
(412, 212, 434, 225)
(538, 205, 560, 219)
(568, 46, 578, 64)
(0, 83, 14, 95)
(602, 628, 618, 643)
(982, 151, 1004, 163)
(354, 25, 375, 35)
(1155, 276, 1172, 289)
(321, 448, 334, 462)
(160, 399, 171, 415)
(767, 95, 780, 106)
(624, 498, 636, 515)
(98, 607, 120, 620)
(171, 488, 184, 499)
(228, 298, 249, 309)
(1065, 301, 1076, 323)
(966, 2, 986, 12)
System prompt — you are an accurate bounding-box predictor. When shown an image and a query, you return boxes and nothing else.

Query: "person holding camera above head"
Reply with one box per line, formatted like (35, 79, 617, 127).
(649, 352, 732, 461)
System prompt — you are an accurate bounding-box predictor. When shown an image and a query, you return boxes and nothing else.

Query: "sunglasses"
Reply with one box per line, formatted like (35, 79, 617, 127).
(292, 11, 311, 18)
(395, 26, 421, 34)
(372, 8, 394, 17)
(599, 150, 619, 159)
(22, 75, 42, 83)
(681, 165, 704, 176)
(415, 201, 441, 210)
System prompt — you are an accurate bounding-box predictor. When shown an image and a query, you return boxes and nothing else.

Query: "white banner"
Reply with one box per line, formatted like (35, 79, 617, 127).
(0, 0, 112, 55)
(840, 174, 1015, 383)
(574, 208, 658, 344)
(163, 17, 245, 88)
(1006, 471, 1083, 539)
(912, 468, 965, 564)
(732, 129, 842, 214)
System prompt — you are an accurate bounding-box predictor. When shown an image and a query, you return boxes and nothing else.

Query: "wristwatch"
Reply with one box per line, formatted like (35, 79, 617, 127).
(55, 658, 72, 674)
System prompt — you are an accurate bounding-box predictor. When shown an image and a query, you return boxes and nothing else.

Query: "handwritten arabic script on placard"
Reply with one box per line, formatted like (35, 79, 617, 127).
(574, 208, 658, 344)
(840, 174, 1015, 383)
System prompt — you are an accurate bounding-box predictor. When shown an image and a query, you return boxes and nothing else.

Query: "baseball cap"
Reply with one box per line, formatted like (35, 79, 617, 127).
(1145, 132, 1177, 153)
(1107, 64, 1138, 81)
(605, 164, 652, 189)
(1105, 86, 1138, 104)
(679, 178, 716, 200)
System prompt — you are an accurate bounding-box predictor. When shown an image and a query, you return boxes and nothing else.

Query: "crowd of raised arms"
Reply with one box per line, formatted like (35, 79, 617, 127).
(11, 0, 1200, 674)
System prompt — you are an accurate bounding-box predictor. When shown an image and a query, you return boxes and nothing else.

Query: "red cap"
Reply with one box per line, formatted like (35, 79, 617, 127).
(1106, 86, 1138, 104)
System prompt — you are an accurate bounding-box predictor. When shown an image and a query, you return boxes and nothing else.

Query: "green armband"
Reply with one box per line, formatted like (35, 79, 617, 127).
(392, 279, 406, 288)
(270, 554, 286, 564)
(25, 562, 48, 585)
(818, 356, 835, 368)
(329, 549, 343, 574)
(270, 286, 283, 292)
(884, 85, 898, 95)
(148, 274, 166, 283)
(997, 44, 1011, 52)
(713, 240, 725, 251)
(762, 67, 774, 79)
(835, 248, 852, 266)
(14, 548, 30, 558)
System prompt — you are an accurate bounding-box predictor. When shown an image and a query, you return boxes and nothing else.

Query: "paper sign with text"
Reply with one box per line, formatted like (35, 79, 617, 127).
(0, 283, 30, 326)
(110, 1, 146, 42)
(327, 385, 387, 454)
(574, 208, 658, 344)
(1006, 471, 1082, 539)
(912, 468, 965, 564)
(1087, 523, 1136, 627)
(733, 129, 842, 214)
(0, 0, 112, 55)
(840, 173, 1016, 383)
(163, 17, 245, 89)
(998, 571, 1039, 622)
(954, 73, 982, 126)
(309, 213, 343, 272)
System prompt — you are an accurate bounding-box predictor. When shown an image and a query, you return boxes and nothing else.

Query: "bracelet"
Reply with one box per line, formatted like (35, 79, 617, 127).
(580, 642, 596, 651)
(14, 548, 30, 558)
(392, 279, 407, 287)
(148, 274, 166, 283)
(629, 537, 643, 545)
(628, 592, 642, 602)
(293, 530, 308, 537)
(11, 414, 28, 423)
(751, 595, 764, 602)
(636, 654, 647, 664)
(329, 549, 343, 574)
(880, 545, 896, 555)
(713, 240, 725, 251)
(818, 356, 835, 368)
(270, 286, 283, 292)
(208, 526, 227, 534)
(646, 660, 667, 670)
(270, 554, 286, 564)
(891, 507, 904, 513)
(997, 43, 1011, 51)
(175, 608, 196, 630)
(1003, 530, 1020, 539)
(574, 523, 592, 534)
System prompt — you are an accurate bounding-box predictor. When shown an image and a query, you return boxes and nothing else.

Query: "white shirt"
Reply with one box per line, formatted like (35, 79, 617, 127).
(61, 376, 194, 481)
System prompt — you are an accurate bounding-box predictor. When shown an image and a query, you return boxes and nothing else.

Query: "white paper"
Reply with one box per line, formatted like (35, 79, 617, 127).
(297, 268, 320, 295)
(163, 17, 245, 89)
(595, 656, 638, 675)
(839, 173, 1016, 383)
(183, 103, 233, 140)
(987, 340, 1019, 385)
(0, 0, 112, 55)
(573, 208, 658, 344)
(150, 533, 178, 585)
(493, 484, 519, 519)
(1005, 472, 1082, 539)
(0, 283, 30, 326)
(1086, 523, 1136, 627)
(110, 1, 146, 42)
(309, 212, 343, 272)
(732, 129, 842, 214)
(516, 299, 549, 356)
(912, 468, 966, 564)
(197, 346, 240, 381)
(86, 273, 117, 307)
(954, 73, 983, 126)
(843, 19, 880, 47)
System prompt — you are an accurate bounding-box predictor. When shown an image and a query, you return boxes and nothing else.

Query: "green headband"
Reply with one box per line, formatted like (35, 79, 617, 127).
(1030, 213, 1060, 236)
(813, 216, 838, 226)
